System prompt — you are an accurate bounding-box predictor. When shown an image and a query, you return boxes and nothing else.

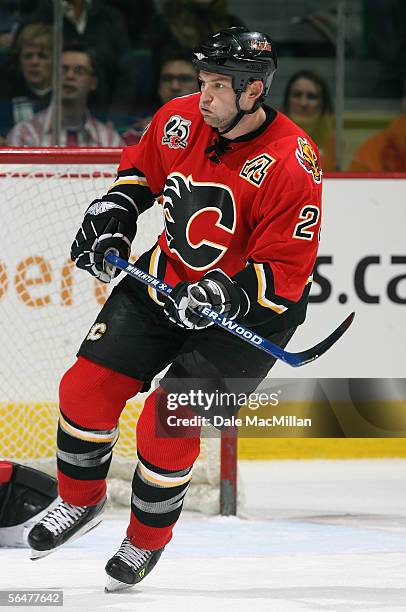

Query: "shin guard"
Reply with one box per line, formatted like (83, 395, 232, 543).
(57, 357, 143, 505)
(127, 388, 200, 550)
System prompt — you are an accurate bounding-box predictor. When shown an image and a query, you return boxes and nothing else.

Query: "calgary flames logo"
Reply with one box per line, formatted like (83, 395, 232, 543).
(162, 173, 236, 270)
(295, 137, 322, 184)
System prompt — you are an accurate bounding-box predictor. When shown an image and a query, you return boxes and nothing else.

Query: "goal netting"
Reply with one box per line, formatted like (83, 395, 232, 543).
(0, 148, 238, 515)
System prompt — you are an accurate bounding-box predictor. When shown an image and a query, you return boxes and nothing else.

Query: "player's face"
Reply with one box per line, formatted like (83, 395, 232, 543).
(198, 70, 239, 130)
(287, 77, 322, 118)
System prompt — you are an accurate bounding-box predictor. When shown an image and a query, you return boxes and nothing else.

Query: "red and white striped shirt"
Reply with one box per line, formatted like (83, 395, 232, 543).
(7, 106, 123, 147)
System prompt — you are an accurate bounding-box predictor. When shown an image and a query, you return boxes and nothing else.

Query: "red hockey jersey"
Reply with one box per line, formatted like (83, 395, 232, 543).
(106, 93, 322, 332)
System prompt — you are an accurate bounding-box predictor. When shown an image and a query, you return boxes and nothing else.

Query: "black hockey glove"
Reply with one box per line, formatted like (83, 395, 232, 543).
(163, 269, 250, 330)
(71, 199, 137, 283)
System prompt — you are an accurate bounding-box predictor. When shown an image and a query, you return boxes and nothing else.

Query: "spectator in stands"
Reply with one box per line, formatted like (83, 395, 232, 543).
(146, 0, 245, 78)
(7, 45, 123, 147)
(26, 0, 137, 118)
(349, 78, 406, 172)
(283, 69, 336, 171)
(123, 52, 199, 146)
(0, 23, 53, 139)
(158, 56, 198, 105)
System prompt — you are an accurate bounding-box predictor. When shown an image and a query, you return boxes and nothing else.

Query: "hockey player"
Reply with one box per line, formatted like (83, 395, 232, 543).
(28, 27, 322, 591)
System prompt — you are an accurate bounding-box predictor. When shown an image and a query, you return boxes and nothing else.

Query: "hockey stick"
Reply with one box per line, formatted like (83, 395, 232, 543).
(105, 252, 354, 368)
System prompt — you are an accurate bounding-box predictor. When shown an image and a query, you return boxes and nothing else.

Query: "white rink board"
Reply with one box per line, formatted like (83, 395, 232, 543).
(272, 178, 406, 378)
(1, 175, 405, 402)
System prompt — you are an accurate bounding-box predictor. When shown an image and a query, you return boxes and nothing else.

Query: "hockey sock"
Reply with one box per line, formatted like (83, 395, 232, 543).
(57, 357, 143, 505)
(127, 387, 200, 550)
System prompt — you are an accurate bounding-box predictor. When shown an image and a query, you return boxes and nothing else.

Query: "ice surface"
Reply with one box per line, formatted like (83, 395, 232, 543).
(1, 459, 406, 612)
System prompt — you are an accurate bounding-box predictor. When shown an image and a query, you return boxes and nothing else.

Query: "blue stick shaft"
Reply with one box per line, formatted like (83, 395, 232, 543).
(105, 253, 299, 366)
(104, 252, 354, 368)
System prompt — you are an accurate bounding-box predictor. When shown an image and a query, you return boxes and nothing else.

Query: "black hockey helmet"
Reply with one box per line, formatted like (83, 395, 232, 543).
(193, 27, 277, 99)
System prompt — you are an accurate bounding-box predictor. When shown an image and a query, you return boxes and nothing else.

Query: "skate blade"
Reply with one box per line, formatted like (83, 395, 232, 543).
(30, 548, 53, 560)
(104, 576, 135, 593)
(29, 514, 104, 561)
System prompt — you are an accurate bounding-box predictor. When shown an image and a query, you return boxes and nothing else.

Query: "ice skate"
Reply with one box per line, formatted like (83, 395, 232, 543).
(28, 496, 106, 559)
(105, 537, 164, 592)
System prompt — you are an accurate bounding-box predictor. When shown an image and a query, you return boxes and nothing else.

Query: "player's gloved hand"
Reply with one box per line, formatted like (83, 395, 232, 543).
(163, 269, 250, 329)
(71, 199, 137, 283)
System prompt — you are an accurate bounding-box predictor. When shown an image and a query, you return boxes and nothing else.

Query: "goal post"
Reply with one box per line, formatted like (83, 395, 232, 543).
(0, 148, 238, 516)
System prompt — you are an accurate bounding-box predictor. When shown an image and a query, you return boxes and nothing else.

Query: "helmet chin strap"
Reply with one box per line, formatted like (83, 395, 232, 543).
(218, 91, 262, 136)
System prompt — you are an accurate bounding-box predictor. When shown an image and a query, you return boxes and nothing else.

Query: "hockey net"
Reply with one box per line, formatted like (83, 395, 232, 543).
(0, 148, 238, 515)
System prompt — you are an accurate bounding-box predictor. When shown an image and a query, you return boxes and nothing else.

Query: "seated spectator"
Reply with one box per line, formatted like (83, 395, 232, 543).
(349, 80, 406, 172)
(158, 55, 198, 104)
(25, 0, 138, 118)
(0, 22, 53, 139)
(7, 45, 123, 147)
(146, 0, 245, 78)
(282, 69, 336, 171)
(123, 52, 199, 145)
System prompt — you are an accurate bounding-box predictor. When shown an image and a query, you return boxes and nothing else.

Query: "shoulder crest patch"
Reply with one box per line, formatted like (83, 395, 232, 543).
(295, 137, 322, 184)
(162, 115, 191, 149)
(239, 153, 276, 187)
